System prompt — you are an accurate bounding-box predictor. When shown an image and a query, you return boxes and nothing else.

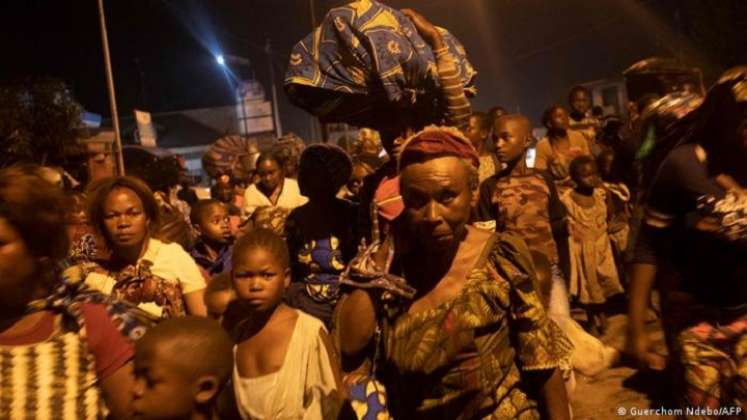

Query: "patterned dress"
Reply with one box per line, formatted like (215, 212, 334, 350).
(378, 231, 572, 419)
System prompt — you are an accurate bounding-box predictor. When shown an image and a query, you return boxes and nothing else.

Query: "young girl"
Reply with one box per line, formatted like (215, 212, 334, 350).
(231, 228, 344, 419)
(561, 156, 624, 336)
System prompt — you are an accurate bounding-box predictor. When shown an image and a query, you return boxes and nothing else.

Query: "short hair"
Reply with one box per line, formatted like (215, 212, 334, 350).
(139, 316, 233, 383)
(470, 111, 491, 131)
(569, 155, 597, 179)
(569, 85, 591, 100)
(542, 104, 566, 128)
(190, 199, 223, 226)
(494, 113, 533, 133)
(86, 176, 161, 245)
(232, 228, 290, 270)
(0, 165, 69, 261)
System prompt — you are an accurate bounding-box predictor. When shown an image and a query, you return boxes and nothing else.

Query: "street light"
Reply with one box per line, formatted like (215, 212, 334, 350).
(215, 54, 225, 66)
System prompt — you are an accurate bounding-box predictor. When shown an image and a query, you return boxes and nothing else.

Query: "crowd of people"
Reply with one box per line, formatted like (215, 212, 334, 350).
(1, 1, 746, 419)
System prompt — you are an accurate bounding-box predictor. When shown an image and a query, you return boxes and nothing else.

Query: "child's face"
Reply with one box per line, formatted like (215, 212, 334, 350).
(572, 162, 601, 190)
(493, 118, 529, 164)
(232, 247, 289, 312)
(198, 204, 231, 245)
(132, 340, 194, 420)
(570, 90, 591, 115)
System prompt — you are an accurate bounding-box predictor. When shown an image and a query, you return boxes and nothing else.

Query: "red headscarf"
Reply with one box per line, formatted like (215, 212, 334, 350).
(398, 126, 480, 170)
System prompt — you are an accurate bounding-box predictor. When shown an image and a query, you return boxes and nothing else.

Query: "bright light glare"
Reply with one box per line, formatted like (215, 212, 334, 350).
(216, 55, 225, 66)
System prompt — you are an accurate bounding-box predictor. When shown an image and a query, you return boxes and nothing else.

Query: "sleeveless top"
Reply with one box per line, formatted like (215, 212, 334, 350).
(233, 310, 341, 420)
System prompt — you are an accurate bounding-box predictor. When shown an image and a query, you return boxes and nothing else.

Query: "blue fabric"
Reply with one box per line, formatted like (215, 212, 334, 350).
(190, 241, 233, 276)
(284, 0, 475, 128)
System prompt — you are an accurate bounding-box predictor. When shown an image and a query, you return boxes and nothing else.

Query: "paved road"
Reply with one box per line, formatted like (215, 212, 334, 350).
(570, 314, 675, 420)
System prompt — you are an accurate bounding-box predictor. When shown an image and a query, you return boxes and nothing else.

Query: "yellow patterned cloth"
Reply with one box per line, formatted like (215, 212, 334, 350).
(284, 0, 475, 129)
(379, 232, 572, 419)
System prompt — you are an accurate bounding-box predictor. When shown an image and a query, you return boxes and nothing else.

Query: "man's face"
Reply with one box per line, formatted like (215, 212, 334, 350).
(400, 156, 474, 255)
(132, 340, 195, 420)
(197, 203, 231, 245)
(465, 116, 488, 149)
(493, 118, 529, 164)
(570, 90, 591, 115)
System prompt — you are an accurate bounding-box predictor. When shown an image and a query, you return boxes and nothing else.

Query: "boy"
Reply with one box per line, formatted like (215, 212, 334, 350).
(190, 199, 233, 276)
(476, 114, 569, 279)
(132, 316, 234, 420)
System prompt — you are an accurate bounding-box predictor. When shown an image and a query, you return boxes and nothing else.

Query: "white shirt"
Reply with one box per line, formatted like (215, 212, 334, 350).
(243, 178, 308, 218)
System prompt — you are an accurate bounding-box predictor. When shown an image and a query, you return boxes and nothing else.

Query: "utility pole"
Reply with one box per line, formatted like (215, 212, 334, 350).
(265, 38, 282, 139)
(96, 0, 125, 176)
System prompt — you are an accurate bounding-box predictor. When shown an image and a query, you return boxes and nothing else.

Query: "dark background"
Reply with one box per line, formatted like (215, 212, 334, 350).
(2, 0, 745, 139)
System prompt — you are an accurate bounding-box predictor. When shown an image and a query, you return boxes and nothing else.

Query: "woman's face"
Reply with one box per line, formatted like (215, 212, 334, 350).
(103, 187, 150, 251)
(400, 156, 474, 255)
(0, 217, 37, 308)
(257, 159, 282, 192)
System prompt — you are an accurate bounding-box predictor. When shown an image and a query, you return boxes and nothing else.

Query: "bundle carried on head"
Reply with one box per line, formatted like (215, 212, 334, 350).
(284, 0, 475, 130)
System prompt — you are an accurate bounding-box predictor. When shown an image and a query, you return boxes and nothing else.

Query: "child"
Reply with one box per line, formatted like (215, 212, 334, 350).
(132, 316, 234, 420)
(285, 144, 358, 327)
(597, 149, 631, 255)
(231, 228, 344, 419)
(190, 199, 234, 276)
(561, 156, 624, 336)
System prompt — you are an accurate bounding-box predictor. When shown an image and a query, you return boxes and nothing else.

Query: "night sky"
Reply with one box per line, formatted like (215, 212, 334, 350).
(2, 0, 746, 140)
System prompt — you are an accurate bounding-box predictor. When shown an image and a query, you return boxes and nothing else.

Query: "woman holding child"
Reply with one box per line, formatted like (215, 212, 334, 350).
(83, 176, 208, 318)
